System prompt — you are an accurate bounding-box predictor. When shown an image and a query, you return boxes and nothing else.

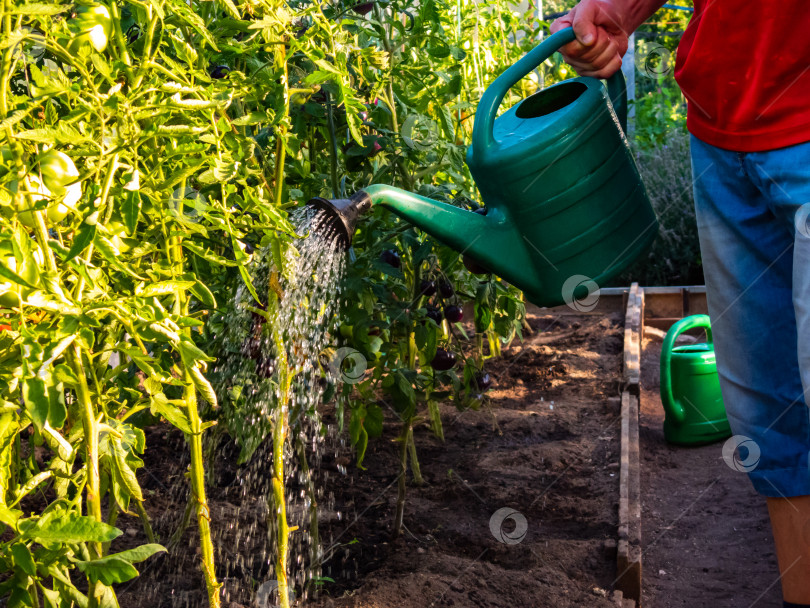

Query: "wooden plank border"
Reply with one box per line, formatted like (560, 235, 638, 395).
(616, 283, 643, 606)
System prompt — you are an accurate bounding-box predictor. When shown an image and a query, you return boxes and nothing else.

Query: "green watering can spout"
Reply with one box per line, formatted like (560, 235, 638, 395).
(307, 27, 657, 308)
(307, 184, 534, 283)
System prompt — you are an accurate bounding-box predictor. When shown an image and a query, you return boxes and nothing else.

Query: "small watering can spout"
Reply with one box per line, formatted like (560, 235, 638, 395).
(307, 184, 502, 256)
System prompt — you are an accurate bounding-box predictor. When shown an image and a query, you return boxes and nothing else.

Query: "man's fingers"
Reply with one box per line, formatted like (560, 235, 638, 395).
(574, 29, 613, 63)
(549, 14, 573, 35)
(576, 54, 624, 79)
(571, 1, 599, 46)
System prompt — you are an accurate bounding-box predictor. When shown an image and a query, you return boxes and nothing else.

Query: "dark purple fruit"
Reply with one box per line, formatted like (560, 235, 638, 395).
(474, 372, 492, 390)
(255, 355, 275, 379)
(210, 65, 230, 79)
(419, 280, 436, 297)
(438, 279, 454, 298)
(444, 305, 463, 323)
(425, 307, 443, 325)
(430, 348, 456, 371)
(463, 254, 488, 275)
(380, 249, 401, 268)
(351, 2, 375, 15)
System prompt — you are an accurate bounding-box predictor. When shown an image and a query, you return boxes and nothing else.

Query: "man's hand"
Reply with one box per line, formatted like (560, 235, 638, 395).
(550, 0, 631, 79)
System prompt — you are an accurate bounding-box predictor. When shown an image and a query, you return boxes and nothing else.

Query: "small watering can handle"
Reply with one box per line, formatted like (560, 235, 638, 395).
(472, 26, 627, 156)
(660, 314, 714, 425)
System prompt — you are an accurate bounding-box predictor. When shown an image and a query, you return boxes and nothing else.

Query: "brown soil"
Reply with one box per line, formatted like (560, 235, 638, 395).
(306, 312, 626, 608)
(639, 337, 781, 608)
(119, 311, 627, 607)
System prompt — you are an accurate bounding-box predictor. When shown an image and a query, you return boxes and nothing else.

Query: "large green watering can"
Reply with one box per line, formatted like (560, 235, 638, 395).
(660, 315, 731, 445)
(308, 27, 657, 307)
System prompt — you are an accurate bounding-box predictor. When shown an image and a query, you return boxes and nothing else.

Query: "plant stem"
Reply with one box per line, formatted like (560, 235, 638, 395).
(169, 179, 221, 606)
(184, 371, 222, 607)
(325, 92, 339, 198)
(266, 297, 294, 608)
(392, 420, 410, 539)
(68, 345, 105, 608)
(406, 424, 423, 485)
(135, 499, 156, 543)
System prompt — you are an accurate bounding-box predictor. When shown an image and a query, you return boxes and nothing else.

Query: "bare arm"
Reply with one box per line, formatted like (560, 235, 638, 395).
(549, 0, 668, 78)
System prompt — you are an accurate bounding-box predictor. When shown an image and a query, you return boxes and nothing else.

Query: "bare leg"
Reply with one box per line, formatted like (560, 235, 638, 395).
(767, 496, 810, 603)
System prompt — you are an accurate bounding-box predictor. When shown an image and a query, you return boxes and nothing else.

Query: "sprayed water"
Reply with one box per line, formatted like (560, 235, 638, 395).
(138, 207, 349, 607)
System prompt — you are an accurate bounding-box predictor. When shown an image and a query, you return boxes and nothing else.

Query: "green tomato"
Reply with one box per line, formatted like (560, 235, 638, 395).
(17, 150, 80, 227)
(0, 242, 38, 309)
(17, 175, 70, 227)
(67, 4, 112, 53)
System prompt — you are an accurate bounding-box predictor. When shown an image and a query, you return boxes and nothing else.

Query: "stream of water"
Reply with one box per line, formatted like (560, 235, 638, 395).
(202, 207, 348, 606)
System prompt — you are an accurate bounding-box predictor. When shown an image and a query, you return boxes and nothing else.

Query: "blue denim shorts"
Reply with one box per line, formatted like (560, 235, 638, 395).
(691, 134, 810, 497)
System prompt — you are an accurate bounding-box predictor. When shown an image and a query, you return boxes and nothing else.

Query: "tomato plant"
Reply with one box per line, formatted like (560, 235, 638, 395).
(0, 0, 551, 604)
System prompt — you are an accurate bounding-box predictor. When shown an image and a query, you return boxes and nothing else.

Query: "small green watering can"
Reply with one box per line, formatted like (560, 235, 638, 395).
(308, 27, 657, 307)
(660, 315, 731, 445)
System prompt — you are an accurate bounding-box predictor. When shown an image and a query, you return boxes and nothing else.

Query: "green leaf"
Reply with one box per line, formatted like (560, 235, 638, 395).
(111, 436, 143, 501)
(182, 242, 238, 267)
(11, 543, 36, 577)
(364, 403, 383, 438)
(77, 557, 138, 586)
(176, 336, 214, 367)
(150, 394, 192, 434)
(121, 190, 141, 235)
(188, 365, 218, 409)
(24, 511, 122, 544)
(0, 260, 36, 290)
(77, 545, 168, 586)
(65, 222, 96, 262)
(137, 281, 195, 297)
(22, 377, 48, 431)
(11, 3, 67, 14)
(231, 110, 272, 126)
(189, 280, 217, 308)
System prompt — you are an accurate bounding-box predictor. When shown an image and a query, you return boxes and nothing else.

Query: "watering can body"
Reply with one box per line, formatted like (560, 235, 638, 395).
(660, 315, 731, 445)
(310, 28, 657, 308)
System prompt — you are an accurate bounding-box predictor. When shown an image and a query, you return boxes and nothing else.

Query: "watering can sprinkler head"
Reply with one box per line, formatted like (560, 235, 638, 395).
(306, 191, 373, 248)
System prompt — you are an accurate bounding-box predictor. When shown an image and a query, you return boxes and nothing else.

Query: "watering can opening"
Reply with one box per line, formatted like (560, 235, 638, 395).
(515, 81, 588, 120)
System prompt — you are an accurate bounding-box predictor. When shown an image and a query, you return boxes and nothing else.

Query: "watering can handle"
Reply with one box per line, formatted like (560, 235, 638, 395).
(472, 26, 627, 156)
(660, 314, 713, 425)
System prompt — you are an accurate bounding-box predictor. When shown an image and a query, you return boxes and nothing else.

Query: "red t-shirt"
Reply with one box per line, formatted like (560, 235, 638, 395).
(673, 0, 810, 152)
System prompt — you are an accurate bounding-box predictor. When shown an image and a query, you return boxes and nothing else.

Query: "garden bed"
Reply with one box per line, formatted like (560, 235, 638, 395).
(117, 310, 626, 607)
(309, 312, 626, 608)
